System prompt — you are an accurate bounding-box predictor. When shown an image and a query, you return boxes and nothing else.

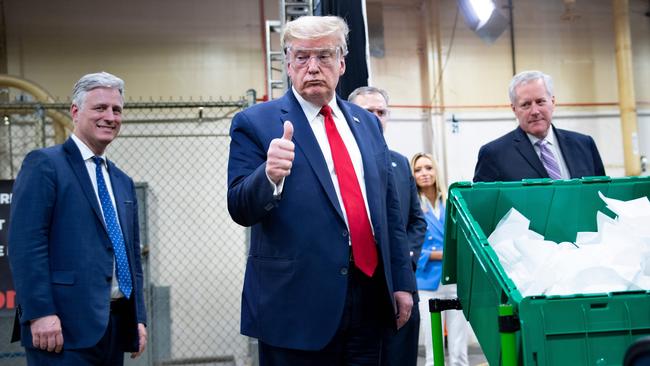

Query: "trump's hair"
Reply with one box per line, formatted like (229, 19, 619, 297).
(282, 15, 349, 56)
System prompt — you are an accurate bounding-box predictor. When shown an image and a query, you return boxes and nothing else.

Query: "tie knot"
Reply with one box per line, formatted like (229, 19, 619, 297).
(536, 139, 548, 147)
(92, 156, 104, 167)
(320, 105, 333, 118)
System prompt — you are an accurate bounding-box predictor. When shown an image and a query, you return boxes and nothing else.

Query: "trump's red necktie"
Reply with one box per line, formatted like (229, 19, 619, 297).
(320, 105, 378, 277)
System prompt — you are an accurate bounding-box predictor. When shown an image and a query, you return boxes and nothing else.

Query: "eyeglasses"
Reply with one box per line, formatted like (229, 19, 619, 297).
(288, 47, 341, 68)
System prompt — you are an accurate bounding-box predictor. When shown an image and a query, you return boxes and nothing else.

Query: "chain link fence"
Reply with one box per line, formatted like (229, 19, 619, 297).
(0, 93, 256, 366)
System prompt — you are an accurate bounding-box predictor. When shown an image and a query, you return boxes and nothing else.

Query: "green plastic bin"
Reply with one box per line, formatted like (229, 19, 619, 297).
(443, 176, 650, 366)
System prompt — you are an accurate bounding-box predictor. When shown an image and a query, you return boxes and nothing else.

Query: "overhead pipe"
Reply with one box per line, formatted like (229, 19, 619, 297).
(0, 74, 72, 144)
(612, 0, 641, 176)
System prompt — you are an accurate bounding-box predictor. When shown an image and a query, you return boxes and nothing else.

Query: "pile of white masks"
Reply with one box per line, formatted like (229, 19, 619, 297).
(488, 192, 650, 297)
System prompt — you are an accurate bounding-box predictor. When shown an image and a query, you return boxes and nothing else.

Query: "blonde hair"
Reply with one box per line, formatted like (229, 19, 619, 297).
(410, 152, 447, 211)
(281, 15, 349, 56)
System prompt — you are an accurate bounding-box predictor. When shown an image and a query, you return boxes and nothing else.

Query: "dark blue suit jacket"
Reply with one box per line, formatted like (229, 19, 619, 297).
(389, 151, 426, 271)
(473, 126, 606, 182)
(8, 138, 146, 351)
(380, 151, 426, 366)
(227, 91, 416, 351)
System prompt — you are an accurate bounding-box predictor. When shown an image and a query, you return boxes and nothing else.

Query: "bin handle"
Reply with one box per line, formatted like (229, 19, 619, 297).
(581, 176, 612, 183)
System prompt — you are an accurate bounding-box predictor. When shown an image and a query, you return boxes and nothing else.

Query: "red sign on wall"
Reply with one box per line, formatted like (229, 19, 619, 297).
(0, 180, 15, 311)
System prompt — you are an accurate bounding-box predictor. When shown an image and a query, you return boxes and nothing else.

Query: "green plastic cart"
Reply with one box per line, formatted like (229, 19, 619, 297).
(430, 176, 650, 366)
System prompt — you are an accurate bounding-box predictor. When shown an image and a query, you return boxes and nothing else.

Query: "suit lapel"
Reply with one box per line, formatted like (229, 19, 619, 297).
(553, 126, 574, 177)
(281, 92, 345, 221)
(107, 161, 135, 261)
(513, 127, 548, 177)
(108, 162, 129, 242)
(63, 139, 106, 232)
(337, 98, 382, 232)
(426, 201, 445, 237)
(436, 204, 446, 233)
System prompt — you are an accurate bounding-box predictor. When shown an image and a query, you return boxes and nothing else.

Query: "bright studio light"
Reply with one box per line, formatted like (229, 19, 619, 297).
(458, 0, 508, 43)
(468, 0, 496, 29)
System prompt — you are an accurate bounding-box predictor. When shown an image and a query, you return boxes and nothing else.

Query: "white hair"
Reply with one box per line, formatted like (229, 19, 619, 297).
(72, 71, 124, 107)
(508, 70, 554, 104)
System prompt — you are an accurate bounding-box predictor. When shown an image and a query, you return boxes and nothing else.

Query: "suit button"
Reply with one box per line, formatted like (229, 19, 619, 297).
(340, 267, 348, 275)
(106, 276, 112, 283)
(342, 230, 348, 237)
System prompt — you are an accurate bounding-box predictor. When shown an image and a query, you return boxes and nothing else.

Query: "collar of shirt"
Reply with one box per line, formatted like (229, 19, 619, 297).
(526, 125, 558, 147)
(70, 132, 117, 211)
(291, 87, 373, 233)
(526, 125, 570, 178)
(292, 87, 343, 123)
(71, 133, 108, 166)
(425, 196, 443, 219)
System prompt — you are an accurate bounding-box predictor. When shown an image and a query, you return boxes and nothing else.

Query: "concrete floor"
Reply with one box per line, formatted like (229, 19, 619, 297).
(416, 343, 487, 366)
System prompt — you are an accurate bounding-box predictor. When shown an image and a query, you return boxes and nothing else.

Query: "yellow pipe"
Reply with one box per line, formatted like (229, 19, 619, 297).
(0, 74, 72, 144)
(612, 0, 641, 176)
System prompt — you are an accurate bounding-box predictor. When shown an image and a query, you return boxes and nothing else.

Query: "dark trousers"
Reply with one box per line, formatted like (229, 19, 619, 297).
(25, 299, 129, 366)
(380, 297, 420, 366)
(259, 265, 393, 366)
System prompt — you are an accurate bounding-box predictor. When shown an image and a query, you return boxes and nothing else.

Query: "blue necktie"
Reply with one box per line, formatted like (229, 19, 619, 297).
(92, 156, 132, 298)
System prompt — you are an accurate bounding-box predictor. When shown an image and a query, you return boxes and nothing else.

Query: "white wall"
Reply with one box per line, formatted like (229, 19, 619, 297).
(370, 0, 650, 185)
(4, 0, 276, 99)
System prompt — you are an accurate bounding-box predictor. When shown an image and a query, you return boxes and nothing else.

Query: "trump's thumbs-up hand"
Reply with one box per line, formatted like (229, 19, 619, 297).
(266, 121, 295, 184)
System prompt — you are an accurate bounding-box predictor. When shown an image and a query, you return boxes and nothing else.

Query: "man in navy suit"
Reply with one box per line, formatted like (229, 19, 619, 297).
(348, 86, 426, 366)
(228, 16, 416, 365)
(8, 72, 147, 365)
(473, 70, 605, 182)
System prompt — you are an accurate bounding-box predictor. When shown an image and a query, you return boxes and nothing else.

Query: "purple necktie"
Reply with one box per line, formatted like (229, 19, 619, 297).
(536, 140, 562, 180)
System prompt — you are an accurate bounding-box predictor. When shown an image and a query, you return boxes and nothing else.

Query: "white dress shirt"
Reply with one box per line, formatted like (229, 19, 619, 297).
(288, 88, 374, 233)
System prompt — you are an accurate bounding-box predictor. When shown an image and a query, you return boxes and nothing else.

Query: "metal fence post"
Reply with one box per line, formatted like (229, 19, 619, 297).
(245, 89, 257, 107)
(36, 105, 46, 148)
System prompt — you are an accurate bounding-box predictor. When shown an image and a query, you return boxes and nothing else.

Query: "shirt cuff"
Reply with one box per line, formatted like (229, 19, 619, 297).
(266, 173, 285, 197)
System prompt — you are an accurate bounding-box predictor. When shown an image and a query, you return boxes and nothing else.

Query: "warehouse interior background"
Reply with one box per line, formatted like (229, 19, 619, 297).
(0, 0, 649, 365)
(2, 0, 649, 181)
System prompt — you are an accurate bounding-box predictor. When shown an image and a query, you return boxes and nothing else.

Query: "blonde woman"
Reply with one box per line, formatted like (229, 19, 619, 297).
(411, 153, 468, 366)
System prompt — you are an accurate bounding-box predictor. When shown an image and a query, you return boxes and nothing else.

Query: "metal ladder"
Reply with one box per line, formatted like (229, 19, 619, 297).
(264, 0, 313, 100)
